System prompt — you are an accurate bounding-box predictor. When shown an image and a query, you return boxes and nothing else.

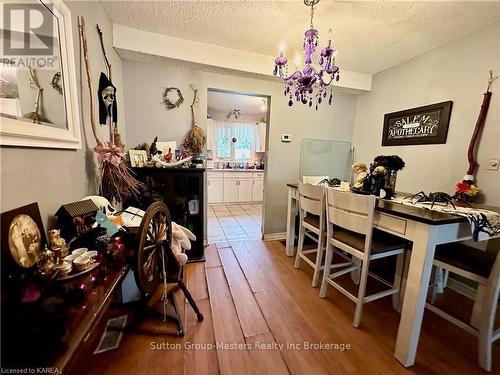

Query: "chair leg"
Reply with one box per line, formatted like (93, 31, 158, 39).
(427, 266, 439, 304)
(294, 223, 305, 269)
(353, 258, 370, 328)
(311, 232, 323, 288)
(478, 279, 500, 372)
(351, 258, 361, 285)
(319, 241, 334, 298)
(470, 284, 486, 329)
(392, 251, 405, 311)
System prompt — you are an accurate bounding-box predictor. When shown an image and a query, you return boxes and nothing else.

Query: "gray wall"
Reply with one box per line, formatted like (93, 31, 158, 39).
(0, 1, 126, 228)
(122, 60, 358, 234)
(353, 22, 500, 207)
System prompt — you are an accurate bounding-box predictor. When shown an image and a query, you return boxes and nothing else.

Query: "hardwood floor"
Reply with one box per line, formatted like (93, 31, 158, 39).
(81, 240, 499, 375)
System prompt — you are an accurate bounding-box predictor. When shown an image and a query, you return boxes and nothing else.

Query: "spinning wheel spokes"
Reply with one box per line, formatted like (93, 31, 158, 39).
(134, 202, 172, 296)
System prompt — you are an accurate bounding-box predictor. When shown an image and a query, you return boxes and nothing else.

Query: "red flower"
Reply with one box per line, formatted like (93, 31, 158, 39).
(456, 182, 470, 193)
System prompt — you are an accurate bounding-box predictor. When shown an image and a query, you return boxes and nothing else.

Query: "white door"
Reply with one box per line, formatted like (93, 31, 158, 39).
(238, 180, 253, 202)
(252, 179, 264, 202)
(223, 179, 238, 202)
(207, 179, 223, 203)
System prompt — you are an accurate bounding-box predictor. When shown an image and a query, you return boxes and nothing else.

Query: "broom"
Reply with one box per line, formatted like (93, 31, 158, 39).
(184, 84, 206, 157)
(454, 70, 498, 203)
(78, 16, 142, 203)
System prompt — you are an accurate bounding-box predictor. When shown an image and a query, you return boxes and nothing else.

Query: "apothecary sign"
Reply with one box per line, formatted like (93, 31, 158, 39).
(382, 101, 453, 146)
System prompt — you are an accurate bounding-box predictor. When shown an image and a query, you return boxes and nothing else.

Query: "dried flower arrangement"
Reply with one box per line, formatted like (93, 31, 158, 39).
(183, 84, 206, 157)
(372, 155, 406, 171)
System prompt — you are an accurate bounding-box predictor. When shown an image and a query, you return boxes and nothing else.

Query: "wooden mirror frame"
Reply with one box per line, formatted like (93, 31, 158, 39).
(0, 0, 81, 149)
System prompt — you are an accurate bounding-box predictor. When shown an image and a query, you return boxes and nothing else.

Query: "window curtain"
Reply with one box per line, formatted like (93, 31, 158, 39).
(213, 120, 257, 160)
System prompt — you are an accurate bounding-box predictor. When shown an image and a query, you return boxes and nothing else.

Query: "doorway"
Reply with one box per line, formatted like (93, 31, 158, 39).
(206, 88, 270, 245)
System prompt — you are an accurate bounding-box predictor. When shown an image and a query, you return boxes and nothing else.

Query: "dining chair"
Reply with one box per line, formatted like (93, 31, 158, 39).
(319, 188, 408, 328)
(294, 182, 328, 287)
(426, 242, 500, 372)
(302, 175, 329, 185)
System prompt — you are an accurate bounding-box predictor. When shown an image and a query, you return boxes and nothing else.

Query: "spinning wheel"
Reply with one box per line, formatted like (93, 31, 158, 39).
(134, 202, 171, 296)
(132, 202, 203, 336)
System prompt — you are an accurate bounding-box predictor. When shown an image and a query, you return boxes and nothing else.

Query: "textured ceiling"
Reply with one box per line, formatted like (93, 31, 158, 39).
(101, 1, 500, 75)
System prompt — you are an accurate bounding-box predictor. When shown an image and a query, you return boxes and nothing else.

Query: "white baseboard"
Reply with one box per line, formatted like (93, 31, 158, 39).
(263, 232, 286, 241)
(447, 277, 476, 300)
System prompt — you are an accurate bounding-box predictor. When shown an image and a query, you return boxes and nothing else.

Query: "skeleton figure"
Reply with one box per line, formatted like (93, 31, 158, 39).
(98, 72, 117, 125)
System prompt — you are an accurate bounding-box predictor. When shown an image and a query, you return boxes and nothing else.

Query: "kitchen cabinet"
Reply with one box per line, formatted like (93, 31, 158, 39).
(256, 121, 266, 152)
(238, 180, 253, 202)
(206, 118, 214, 151)
(252, 179, 264, 201)
(223, 179, 238, 202)
(208, 170, 265, 203)
(207, 179, 223, 203)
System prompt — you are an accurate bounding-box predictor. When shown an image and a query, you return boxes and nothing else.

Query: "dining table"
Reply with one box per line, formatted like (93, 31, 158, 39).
(285, 182, 499, 368)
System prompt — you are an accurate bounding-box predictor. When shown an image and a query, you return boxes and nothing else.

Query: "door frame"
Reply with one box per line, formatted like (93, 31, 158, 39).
(206, 87, 271, 238)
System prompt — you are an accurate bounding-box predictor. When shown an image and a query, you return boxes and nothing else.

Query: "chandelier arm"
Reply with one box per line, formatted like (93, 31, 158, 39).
(277, 67, 302, 82)
(318, 73, 335, 87)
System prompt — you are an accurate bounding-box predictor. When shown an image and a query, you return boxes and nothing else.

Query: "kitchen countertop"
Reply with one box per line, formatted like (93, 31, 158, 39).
(208, 168, 265, 172)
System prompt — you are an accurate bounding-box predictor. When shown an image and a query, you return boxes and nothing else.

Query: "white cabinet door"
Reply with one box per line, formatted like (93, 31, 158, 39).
(252, 179, 264, 202)
(223, 179, 238, 202)
(257, 122, 266, 152)
(207, 179, 223, 203)
(206, 118, 214, 151)
(238, 180, 253, 202)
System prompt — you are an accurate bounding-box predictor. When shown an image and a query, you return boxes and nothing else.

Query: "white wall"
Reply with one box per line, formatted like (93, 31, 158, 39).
(0, 1, 125, 228)
(353, 22, 500, 206)
(122, 60, 357, 234)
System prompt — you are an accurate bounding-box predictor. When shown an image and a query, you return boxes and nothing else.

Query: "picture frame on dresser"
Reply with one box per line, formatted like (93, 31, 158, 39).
(382, 101, 453, 146)
(1, 202, 46, 269)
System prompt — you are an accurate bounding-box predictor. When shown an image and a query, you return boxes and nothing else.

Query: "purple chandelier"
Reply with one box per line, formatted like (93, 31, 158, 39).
(273, 0, 340, 110)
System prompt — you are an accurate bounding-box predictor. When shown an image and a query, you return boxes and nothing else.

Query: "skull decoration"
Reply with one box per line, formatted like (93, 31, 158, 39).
(101, 86, 115, 108)
(98, 72, 117, 125)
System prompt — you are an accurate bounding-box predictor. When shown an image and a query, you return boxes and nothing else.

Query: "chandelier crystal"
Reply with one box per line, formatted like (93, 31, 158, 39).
(273, 0, 340, 110)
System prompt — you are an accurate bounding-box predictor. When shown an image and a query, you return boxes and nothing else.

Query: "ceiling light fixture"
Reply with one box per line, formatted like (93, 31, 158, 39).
(273, 0, 340, 110)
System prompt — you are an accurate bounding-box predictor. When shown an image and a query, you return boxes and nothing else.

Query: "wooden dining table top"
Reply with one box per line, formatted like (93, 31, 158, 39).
(286, 183, 500, 226)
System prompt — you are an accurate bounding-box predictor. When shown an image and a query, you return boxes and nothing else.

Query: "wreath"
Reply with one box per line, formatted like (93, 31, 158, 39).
(162, 87, 184, 110)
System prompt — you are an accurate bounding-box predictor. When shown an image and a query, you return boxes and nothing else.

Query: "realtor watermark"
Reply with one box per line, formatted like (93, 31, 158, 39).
(0, 368, 60, 374)
(2, 1, 59, 69)
(151, 341, 352, 352)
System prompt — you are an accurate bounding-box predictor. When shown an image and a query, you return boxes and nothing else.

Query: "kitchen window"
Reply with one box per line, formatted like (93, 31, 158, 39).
(214, 121, 256, 161)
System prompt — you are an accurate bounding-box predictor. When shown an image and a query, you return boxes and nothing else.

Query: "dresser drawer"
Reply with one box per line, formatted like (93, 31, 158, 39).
(253, 172, 264, 179)
(374, 213, 407, 236)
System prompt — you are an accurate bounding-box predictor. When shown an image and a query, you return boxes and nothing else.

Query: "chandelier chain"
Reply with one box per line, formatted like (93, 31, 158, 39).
(310, 3, 315, 29)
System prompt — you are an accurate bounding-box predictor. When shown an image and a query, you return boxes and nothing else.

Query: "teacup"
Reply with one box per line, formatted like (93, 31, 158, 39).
(72, 248, 88, 256)
(64, 253, 79, 262)
(56, 261, 72, 276)
(82, 250, 98, 259)
(73, 255, 91, 271)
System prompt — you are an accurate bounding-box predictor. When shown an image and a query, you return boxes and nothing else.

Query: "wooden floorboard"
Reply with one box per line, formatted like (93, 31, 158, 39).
(82, 240, 500, 375)
(218, 246, 270, 337)
(205, 244, 222, 268)
(205, 266, 254, 374)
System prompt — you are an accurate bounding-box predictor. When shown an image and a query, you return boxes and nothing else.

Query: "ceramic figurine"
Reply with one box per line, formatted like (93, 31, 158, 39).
(150, 136, 162, 156)
(48, 229, 67, 249)
(351, 162, 368, 189)
(165, 148, 173, 162)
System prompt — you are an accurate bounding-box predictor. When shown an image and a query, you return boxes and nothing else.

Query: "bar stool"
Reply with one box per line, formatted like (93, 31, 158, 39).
(319, 189, 408, 328)
(294, 182, 348, 287)
(426, 242, 500, 372)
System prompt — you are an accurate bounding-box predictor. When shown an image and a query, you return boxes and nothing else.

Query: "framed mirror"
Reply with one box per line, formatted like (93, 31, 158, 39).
(0, 0, 81, 149)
